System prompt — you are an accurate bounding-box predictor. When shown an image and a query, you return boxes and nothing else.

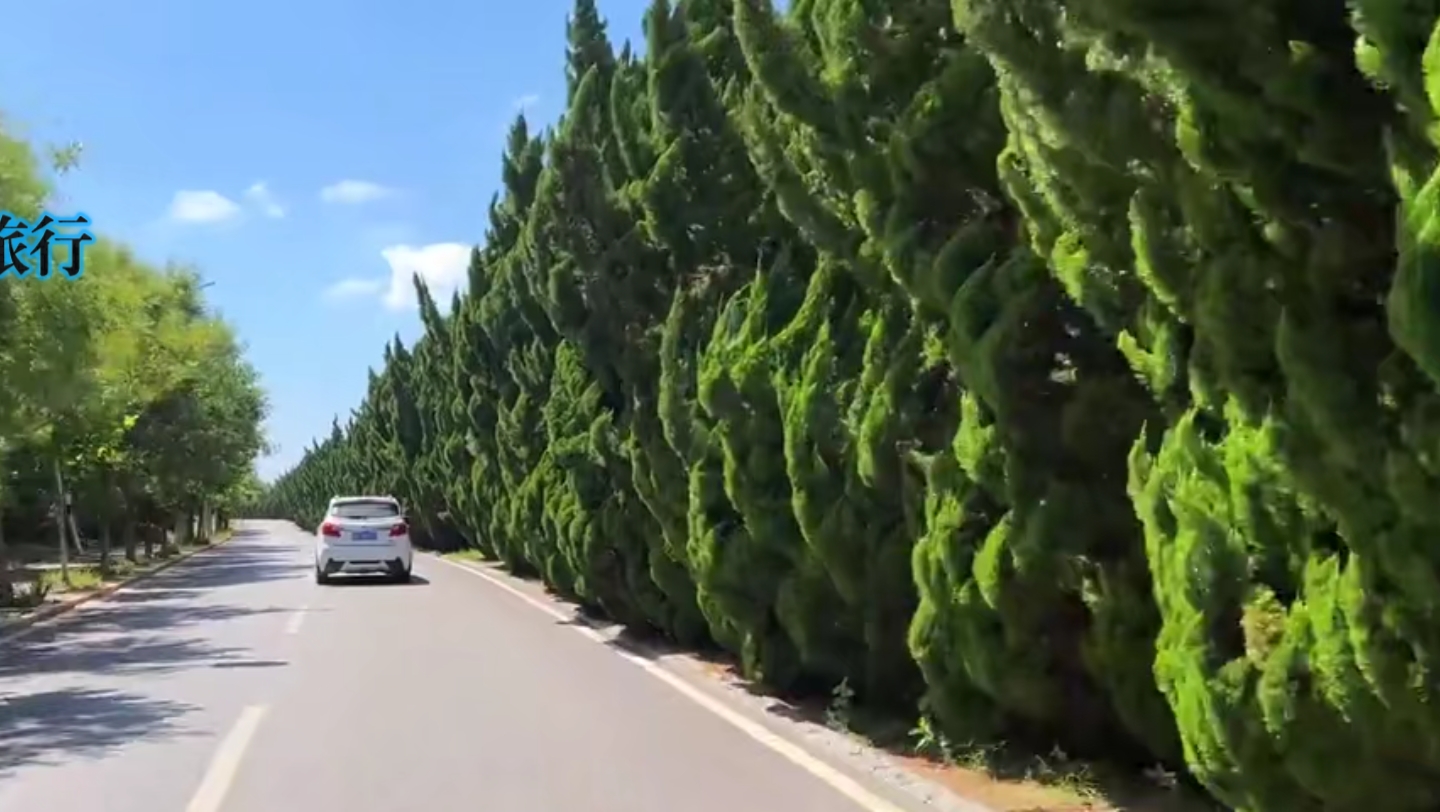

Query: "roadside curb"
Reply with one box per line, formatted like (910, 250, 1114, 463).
(0, 532, 236, 644)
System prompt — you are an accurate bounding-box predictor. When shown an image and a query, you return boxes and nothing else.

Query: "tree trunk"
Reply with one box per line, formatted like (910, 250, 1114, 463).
(0, 452, 10, 605)
(0, 507, 12, 606)
(98, 469, 117, 573)
(172, 510, 189, 551)
(67, 504, 84, 556)
(51, 460, 69, 585)
(99, 520, 113, 574)
(123, 518, 138, 563)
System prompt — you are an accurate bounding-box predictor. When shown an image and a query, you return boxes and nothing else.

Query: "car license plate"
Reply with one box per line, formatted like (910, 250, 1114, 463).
(352, 530, 376, 541)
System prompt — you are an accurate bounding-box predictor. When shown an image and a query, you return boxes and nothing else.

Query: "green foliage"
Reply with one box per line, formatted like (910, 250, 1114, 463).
(0, 121, 268, 566)
(253, 0, 1440, 808)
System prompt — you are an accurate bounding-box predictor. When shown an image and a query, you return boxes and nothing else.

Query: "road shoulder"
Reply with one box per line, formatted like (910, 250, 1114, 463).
(430, 550, 1215, 812)
(431, 552, 1006, 812)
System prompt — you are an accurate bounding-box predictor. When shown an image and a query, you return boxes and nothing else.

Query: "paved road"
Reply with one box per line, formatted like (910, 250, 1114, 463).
(0, 520, 948, 812)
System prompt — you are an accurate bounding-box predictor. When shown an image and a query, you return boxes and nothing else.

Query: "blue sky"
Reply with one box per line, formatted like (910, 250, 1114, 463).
(1, 0, 648, 481)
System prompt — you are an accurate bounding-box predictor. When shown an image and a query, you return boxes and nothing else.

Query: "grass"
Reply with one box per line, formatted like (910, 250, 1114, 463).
(443, 549, 487, 563)
(100, 557, 141, 578)
(782, 662, 1208, 811)
(36, 565, 105, 593)
(820, 682, 1112, 805)
(853, 702, 1205, 811)
(940, 737, 1108, 807)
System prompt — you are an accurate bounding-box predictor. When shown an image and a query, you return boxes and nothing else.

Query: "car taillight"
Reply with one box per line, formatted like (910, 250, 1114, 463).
(389, 522, 407, 537)
(321, 522, 342, 537)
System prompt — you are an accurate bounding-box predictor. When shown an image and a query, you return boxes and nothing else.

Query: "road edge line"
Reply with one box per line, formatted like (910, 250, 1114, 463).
(430, 554, 937, 812)
(0, 532, 238, 644)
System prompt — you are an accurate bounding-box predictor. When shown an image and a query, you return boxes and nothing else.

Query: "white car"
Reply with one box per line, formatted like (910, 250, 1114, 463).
(314, 495, 414, 584)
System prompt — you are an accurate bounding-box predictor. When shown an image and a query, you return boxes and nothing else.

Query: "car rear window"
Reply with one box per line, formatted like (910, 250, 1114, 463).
(331, 500, 400, 519)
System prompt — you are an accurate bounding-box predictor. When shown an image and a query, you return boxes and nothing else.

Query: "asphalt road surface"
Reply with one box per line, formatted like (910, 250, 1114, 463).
(0, 520, 959, 812)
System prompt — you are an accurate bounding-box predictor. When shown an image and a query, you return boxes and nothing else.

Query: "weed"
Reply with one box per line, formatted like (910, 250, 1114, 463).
(907, 716, 1113, 807)
(107, 558, 138, 577)
(909, 714, 957, 762)
(37, 566, 103, 593)
(1026, 745, 1104, 805)
(825, 678, 855, 732)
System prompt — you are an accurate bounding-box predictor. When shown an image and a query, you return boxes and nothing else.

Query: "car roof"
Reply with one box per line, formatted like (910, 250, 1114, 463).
(328, 495, 398, 505)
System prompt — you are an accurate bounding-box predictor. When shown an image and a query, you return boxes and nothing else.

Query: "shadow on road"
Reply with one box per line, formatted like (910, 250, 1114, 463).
(53, 602, 293, 636)
(322, 574, 430, 588)
(0, 687, 198, 776)
(0, 632, 252, 679)
(0, 532, 300, 781)
(0, 540, 307, 679)
(107, 587, 211, 604)
(141, 545, 309, 591)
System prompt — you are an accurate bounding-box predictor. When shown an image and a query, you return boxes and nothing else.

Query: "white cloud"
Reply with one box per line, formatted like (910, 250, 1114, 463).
(322, 242, 472, 310)
(513, 93, 540, 113)
(167, 190, 241, 223)
(323, 277, 385, 301)
(379, 243, 471, 311)
(319, 180, 393, 204)
(244, 182, 285, 217)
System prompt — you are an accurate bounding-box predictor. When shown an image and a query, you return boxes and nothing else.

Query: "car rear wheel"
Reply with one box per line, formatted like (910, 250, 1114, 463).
(392, 568, 411, 584)
(315, 565, 330, 585)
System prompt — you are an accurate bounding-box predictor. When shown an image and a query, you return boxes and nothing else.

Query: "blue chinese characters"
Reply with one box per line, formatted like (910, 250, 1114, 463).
(0, 211, 94, 279)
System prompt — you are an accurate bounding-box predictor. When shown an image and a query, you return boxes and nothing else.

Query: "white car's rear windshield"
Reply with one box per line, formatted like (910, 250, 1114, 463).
(331, 500, 400, 519)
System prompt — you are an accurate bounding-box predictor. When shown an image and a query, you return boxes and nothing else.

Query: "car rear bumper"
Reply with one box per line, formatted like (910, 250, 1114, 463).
(317, 540, 412, 574)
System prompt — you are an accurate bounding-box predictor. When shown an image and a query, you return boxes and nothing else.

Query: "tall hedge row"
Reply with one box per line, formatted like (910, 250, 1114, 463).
(252, 0, 1440, 807)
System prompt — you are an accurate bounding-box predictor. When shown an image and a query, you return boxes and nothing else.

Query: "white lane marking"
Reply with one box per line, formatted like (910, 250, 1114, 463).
(187, 704, 268, 812)
(284, 605, 308, 635)
(431, 556, 910, 812)
(433, 557, 569, 621)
